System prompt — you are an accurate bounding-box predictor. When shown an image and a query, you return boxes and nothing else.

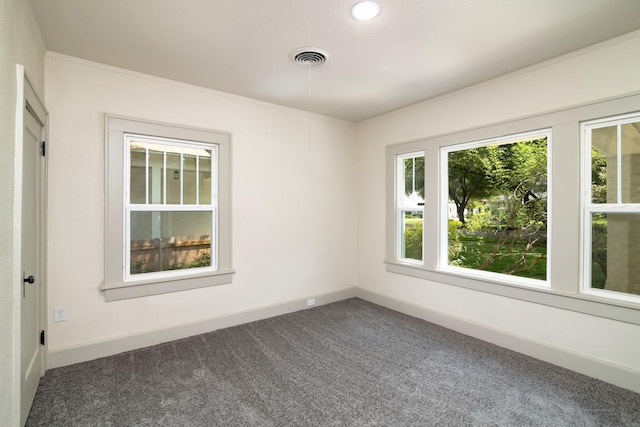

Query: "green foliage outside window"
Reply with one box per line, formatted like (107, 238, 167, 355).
(404, 220, 422, 260)
(447, 138, 548, 279)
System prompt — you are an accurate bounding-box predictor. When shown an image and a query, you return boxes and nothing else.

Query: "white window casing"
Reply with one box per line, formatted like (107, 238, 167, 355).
(104, 115, 234, 301)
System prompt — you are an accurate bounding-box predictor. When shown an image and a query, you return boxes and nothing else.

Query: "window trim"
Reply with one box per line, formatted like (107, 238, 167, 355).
(103, 115, 234, 301)
(385, 92, 640, 325)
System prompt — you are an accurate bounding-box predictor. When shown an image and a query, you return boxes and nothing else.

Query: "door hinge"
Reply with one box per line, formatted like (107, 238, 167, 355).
(41, 140, 46, 157)
(40, 330, 45, 346)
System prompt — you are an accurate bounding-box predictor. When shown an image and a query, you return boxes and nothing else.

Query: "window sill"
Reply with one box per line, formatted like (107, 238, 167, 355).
(101, 269, 235, 301)
(384, 260, 640, 325)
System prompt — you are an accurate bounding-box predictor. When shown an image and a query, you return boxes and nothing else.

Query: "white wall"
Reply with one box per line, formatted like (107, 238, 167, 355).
(356, 31, 640, 382)
(0, 0, 45, 422)
(44, 54, 356, 358)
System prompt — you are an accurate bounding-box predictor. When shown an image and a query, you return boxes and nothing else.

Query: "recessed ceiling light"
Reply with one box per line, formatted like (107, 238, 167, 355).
(351, 1, 381, 21)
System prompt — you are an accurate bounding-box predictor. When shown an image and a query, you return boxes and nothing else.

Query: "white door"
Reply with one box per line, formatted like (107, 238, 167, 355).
(21, 105, 44, 425)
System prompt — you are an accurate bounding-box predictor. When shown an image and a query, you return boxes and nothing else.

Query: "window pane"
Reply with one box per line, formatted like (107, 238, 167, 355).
(183, 154, 197, 204)
(590, 212, 640, 297)
(401, 210, 422, 261)
(591, 125, 616, 204)
(199, 151, 212, 205)
(130, 145, 147, 204)
(621, 122, 640, 203)
(447, 137, 547, 280)
(147, 144, 164, 204)
(130, 211, 212, 275)
(400, 155, 424, 208)
(166, 150, 182, 204)
(591, 122, 640, 204)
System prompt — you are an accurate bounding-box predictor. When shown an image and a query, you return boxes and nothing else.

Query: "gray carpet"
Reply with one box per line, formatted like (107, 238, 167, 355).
(27, 298, 640, 426)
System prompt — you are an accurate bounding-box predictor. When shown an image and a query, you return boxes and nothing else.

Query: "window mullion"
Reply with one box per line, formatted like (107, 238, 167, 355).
(130, 204, 214, 212)
(588, 204, 640, 213)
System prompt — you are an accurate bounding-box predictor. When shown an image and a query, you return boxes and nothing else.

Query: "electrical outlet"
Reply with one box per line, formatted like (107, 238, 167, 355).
(54, 306, 66, 322)
(306, 298, 316, 307)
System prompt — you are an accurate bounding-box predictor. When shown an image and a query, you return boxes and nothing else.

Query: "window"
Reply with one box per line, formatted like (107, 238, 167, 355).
(104, 116, 233, 301)
(125, 136, 216, 280)
(385, 93, 640, 324)
(441, 130, 550, 286)
(397, 152, 424, 263)
(582, 112, 640, 302)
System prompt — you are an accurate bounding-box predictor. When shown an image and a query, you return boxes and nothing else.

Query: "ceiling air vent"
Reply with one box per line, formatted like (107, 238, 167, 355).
(289, 47, 330, 66)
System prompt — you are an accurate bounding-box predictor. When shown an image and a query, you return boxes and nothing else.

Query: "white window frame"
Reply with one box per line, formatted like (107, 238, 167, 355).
(439, 129, 552, 289)
(385, 92, 640, 325)
(396, 151, 425, 264)
(123, 134, 218, 282)
(104, 115, 234, 301)
(581, 112, 640, 305)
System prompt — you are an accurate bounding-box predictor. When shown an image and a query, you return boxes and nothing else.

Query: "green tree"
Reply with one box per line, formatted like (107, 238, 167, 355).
(448, 147, 494, 223)
(448, 138, 548, 278)
(487, 139, 547, 202)
(477, 139, 547, 275)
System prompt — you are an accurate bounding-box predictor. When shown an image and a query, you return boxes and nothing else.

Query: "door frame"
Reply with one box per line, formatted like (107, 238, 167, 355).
(13, 64, 48, 426)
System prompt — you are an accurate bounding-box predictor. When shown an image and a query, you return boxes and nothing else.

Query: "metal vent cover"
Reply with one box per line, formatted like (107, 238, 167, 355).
(289, 47, 330, 66)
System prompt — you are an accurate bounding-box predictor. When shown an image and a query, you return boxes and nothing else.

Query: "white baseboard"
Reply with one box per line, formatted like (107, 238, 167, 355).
(356, 288, 640, 394)
(47, 287, 357, 369)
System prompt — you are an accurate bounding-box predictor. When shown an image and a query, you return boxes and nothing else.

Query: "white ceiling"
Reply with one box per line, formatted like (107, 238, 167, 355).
(29, 0, 640, 122)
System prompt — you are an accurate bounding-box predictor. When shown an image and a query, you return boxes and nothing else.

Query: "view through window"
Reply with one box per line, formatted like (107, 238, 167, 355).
(397, 152, 424, 262)
(444, 132, 549, 281)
